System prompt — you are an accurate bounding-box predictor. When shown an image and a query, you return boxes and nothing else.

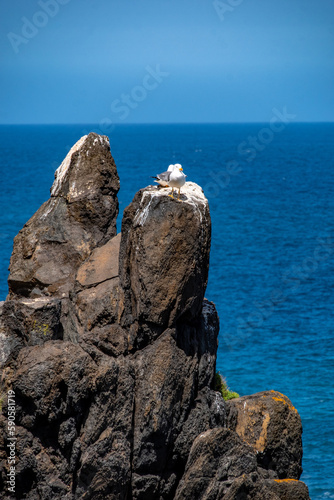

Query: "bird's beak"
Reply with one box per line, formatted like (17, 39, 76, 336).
(180, 167, 183, 171)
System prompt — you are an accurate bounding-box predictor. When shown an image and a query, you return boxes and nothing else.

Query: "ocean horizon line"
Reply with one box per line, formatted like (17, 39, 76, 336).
(0, 121, 334, 127)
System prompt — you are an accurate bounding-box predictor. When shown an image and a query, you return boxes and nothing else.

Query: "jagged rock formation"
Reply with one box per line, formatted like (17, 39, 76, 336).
(0, 133, 310, 499)
(8, 133, 119, 299)
(225, 391, 304, 479)
(175, 392, 309, 500)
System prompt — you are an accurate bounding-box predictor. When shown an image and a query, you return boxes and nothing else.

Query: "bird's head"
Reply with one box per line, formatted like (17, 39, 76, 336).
(174, 163, 183, 171)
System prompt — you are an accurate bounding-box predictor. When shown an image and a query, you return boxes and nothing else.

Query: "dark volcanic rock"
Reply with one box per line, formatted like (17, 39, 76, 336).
(175, 428, 260, 499)
(71, 232, 122, 351)
(119, 183, 211, 345)
(130, 302, 223, 499)
(8, 133, 119, 299)
(0, 296, 63, 367)
(225, 390, 303, 479)
(266, 478, 311, 499)
(0, 134, 309, 500)
(175, 428, 309, 500)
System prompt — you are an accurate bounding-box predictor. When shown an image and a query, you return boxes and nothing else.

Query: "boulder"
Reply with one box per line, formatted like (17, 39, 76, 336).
(174, 428, 261, 499)
(0, 296, 62, 367)
(175, 428, 310, 500)
(225, 390, 303, 479)
(266, 479, 310, 500)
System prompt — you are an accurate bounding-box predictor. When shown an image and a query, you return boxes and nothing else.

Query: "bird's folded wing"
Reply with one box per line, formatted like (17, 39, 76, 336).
(157, 171, 171, 182)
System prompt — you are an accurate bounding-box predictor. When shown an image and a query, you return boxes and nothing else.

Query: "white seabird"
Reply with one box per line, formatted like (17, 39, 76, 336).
(152, 164, 177, 187)
(152, 164, 187, 200)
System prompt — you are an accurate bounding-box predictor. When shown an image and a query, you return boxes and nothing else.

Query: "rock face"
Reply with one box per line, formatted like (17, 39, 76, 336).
(118, 183, 211, 347)
(175, 393, 308, 500)
(225, 391, 303, 479)
(8, 133, 119, 299)
(0, 134, 310, 499)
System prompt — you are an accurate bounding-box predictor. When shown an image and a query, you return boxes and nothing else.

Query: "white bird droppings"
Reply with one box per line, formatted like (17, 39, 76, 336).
(51, 135, 88, 197)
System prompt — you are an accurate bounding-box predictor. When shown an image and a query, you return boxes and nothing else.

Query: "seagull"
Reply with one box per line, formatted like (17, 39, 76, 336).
(152, 164, 187, 200)
(152, 164, 177, 187)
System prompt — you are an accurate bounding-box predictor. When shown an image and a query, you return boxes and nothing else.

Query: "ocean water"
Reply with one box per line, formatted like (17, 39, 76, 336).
(1, 123, 334, 498)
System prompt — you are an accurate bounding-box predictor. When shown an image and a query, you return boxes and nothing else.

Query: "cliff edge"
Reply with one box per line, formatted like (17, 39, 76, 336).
(0, 133, 310, 499)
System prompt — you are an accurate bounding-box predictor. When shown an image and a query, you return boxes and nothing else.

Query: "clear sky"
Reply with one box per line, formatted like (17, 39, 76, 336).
(1, 0, 333, 124)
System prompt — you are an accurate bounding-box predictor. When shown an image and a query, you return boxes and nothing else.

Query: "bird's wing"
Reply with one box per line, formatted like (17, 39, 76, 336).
(156, 171, 171, 182)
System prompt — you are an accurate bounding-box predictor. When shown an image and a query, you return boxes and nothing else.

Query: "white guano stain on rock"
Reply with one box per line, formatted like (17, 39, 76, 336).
(51, 135, 88, 197)
(0, 332, 11, 366)
(213, 391, 225, 413)
(201, 300, 216, 335)
(93, 136, 104, 146)
(20, 297, 55, 308)
(40, 200, 55, 220)
(133, 182, 208, 227)
(134, 191, 157, 227)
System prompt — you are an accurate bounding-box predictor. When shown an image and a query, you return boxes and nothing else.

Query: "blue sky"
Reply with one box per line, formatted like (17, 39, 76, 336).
(1, 0, 333, 124)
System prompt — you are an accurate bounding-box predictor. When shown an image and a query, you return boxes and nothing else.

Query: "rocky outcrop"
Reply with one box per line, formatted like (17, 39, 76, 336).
(175, 392, 308, 500)
(8, 133, 119, 299)
(225, 391, 303, 479)
(175, 428, 270, 500)
(0, 134, 310, 499)
(118, 183, 211, 347)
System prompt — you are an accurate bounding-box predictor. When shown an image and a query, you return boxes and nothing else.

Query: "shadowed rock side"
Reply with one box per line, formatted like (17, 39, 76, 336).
(174, 428, 310, 500)
(0, 134, 310, 500)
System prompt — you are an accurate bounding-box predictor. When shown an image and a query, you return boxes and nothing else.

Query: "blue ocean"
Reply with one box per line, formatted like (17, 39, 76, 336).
(1, 123, 333, 499)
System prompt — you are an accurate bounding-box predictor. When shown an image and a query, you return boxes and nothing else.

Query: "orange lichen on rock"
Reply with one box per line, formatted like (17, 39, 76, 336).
(274, 478, 299, 483)
(270, 391, 298, 413)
